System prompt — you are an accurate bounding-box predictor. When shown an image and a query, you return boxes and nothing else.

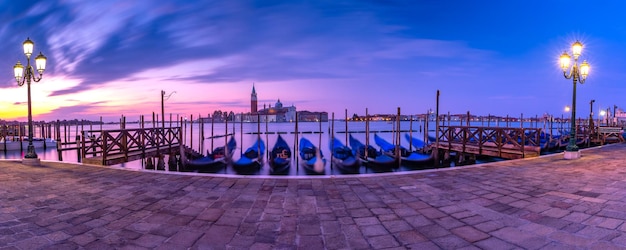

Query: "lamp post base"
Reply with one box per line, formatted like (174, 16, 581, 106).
(22, 157, 41, 166)
(563, 151, 581, 160)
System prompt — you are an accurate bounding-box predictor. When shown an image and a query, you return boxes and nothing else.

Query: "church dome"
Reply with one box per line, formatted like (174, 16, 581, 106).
(275, 99, 283, 109)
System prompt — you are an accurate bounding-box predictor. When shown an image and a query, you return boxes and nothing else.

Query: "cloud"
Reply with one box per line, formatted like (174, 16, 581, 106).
(1, 0, 511, 122)
(6, 0, 496, 94)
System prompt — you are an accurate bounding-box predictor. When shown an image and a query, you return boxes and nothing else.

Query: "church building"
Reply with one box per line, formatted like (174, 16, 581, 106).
(235, 84, 328, 122)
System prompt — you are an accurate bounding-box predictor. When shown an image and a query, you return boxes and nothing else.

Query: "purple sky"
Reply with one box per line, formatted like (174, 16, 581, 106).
(1, 0, 626, 122)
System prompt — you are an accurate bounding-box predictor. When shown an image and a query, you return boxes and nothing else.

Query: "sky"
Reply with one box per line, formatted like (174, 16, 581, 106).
(2, 0, 626, 122)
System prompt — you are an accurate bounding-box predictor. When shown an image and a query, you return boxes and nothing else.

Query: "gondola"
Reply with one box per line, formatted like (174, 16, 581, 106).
(299, 137, 326, 175)
(534, 131, 560, 152)
(329, 136, 361, 174)
(405, 133, 426, 149)
(186, 137, 236, 173)
(269, 135, 291, 175)
(375, 134, 433, 168)
(233, 137, 265, 174)
(348, 134, 397, 173)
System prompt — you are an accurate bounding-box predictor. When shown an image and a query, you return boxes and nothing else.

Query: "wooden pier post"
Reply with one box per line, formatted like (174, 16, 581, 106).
(55, 120, 62, 161)
(345, 109, 348, 146)
(330, 112, 334, 171)
(434, 90, 440, 166)
(294, 111, 299, 171)
(210, 114, 214, 152)
(257, 113, 261, 166)
(319, 113, 322, 158)
(365, 108, 369, 160)
(396, 107, 401, 169)
(190, 114, 194, 153)
(409, 115, 413, 152)
(140, 115, 146, 169)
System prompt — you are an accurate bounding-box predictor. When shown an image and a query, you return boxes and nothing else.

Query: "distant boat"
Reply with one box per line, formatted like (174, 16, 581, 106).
(299, 137, 326, 175)
(329, 136, 360, 174)
(348, 134, 397, 173)
(185, 137, 236, 173)
(233, 137, 265, 174)
(269, 135, 291, 175)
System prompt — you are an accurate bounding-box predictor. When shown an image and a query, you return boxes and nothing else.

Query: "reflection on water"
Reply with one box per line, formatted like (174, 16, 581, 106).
(1, 120, 557, 175)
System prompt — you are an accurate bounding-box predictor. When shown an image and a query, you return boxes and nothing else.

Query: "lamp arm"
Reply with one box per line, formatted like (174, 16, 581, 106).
(563, 67, 574, 79)
(16, 75, 26, 86)
(164, 91, 177, 101)
(29, 66, 44, 83)
(16, 62, 44, 86)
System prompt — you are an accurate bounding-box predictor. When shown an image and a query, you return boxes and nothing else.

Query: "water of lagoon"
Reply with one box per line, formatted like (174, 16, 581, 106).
(0, 120, 565, 176)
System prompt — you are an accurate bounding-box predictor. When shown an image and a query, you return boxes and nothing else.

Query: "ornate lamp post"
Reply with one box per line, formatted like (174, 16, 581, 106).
(589, 100, 595, 125)
(13, 38, 47, 165)
(560, 40, 590, 159)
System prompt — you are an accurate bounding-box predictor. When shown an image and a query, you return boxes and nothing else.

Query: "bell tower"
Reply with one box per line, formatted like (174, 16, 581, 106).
(251, 83, 258, 113)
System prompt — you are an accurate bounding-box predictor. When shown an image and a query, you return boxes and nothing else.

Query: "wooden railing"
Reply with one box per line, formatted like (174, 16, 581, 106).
(82, 127, 182, 165)
(434, 126, 542, 159)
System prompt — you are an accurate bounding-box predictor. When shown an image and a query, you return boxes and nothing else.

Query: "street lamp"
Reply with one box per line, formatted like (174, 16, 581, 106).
(589, 99, 595, 127)
(13, 38, 47, 165)
(589, 100, 595, 122)
(560, 40, 590, 159)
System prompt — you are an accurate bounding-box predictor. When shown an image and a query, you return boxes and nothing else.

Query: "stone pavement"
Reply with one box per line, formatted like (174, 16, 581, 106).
(2, 144, 626, 249)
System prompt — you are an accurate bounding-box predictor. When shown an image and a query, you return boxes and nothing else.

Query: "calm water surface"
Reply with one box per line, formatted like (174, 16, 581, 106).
(1, 120, 563, 175)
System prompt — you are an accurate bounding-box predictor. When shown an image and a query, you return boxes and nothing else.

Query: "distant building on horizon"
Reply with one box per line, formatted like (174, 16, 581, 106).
(234, 84, 327, 122)
(251, 83, 258, 113)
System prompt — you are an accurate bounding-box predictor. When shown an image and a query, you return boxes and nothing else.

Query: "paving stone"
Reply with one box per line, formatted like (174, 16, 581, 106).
(474, 221, 505, 233)
(417, 224, 450, 239)
(435, 216, 465, 230)
(597, 217, 623, 229)
(431, 234, 471, 249)
(166, 230, 203, 247)
(575, 225, 621, 240)
(13, 236, 51, 249)
(321, 234, 346, 249)
(367, 234, 400, 248)
(549, 231, 592, 247)
(542, 207, 571, 218)
(359, 224, 388, 237)
(491, 227, 549, 249)
(298, 235, 324, 249)
(354, 216, 380, 226)
(451, 226, 490, 243)
(562, 211, 592, 223)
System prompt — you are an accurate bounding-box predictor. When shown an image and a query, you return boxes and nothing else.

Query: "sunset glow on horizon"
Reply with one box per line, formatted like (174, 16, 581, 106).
(2, 1, 626, 122)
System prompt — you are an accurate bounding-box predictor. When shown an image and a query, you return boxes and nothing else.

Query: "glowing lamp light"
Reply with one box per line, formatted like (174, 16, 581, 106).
(559, 52, 570, 71)
(23, 38, 34, 58)
(564, 106, 571, 112)
(580, 60, 589, 79)
(35, 52, 47, 74)
(572, 41, 582, 59)
(600, 110, 606, 116)
(13, 61, 24, 81)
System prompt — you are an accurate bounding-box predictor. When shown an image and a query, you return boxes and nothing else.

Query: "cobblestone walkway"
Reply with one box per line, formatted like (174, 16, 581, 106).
(2, 144, 626, 249)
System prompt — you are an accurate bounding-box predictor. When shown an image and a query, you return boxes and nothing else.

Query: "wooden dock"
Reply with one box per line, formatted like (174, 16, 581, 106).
(82, 127, 182, 166)
(432, 126, 542, 161)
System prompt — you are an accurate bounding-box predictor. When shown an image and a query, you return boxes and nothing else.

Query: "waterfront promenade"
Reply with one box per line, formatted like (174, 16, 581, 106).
(2, 145, 626, 249)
